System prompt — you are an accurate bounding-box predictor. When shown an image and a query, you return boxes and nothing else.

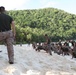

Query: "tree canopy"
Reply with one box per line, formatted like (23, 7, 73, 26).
(7, 8, 76, 43)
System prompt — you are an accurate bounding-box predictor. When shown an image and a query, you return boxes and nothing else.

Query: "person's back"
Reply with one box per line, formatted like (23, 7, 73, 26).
(0, 13, 13, 31)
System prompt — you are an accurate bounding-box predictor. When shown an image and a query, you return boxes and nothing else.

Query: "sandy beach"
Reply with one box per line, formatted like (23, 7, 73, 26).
(0, 44, 76, 75)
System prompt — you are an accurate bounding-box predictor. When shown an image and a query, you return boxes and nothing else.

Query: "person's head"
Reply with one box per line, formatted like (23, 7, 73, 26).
(0, 6, 5, 13)
(44, 34, 48, 37)
(44, 34, 48, 38)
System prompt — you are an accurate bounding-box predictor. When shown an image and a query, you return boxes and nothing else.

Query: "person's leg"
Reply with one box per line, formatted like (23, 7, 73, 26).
(5, 31, 14, 64)
(47, 44, 52, 55)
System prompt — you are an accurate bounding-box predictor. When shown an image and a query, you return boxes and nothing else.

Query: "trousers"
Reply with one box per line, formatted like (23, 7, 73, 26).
(0, 30, 14, 62)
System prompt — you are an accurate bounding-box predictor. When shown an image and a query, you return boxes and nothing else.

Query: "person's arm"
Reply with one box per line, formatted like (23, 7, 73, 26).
(11, 21, 16, 38)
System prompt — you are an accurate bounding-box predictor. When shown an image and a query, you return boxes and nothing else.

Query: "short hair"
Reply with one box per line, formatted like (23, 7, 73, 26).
(0, 6, 5, 12)
(44, 34, 48, 36)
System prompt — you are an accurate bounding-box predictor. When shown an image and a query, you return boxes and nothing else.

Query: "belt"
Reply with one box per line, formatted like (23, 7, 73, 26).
(0, 29, 11, 32)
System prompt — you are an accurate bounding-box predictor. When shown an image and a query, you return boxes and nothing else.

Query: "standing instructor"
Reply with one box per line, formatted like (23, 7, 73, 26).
(0, 6, 16, 64)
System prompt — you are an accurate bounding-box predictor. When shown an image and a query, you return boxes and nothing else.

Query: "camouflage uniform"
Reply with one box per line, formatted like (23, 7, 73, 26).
(0, 30, 14, 62)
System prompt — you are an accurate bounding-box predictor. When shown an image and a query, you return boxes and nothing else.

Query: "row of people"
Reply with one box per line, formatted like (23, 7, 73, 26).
(32, 38, 76, 59)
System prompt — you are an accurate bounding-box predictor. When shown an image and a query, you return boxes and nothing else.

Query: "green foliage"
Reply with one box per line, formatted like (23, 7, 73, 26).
(7, 8, 76, 43)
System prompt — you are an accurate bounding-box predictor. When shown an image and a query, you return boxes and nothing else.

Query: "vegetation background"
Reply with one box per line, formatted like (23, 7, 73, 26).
(7, 8, 76, 43)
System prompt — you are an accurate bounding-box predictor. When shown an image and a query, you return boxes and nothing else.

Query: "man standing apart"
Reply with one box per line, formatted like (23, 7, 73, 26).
(0, 6, 16, 64)
(44, 34, 52, 55)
